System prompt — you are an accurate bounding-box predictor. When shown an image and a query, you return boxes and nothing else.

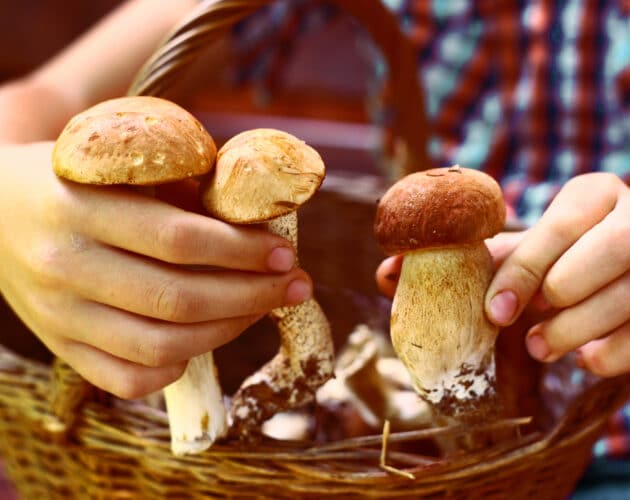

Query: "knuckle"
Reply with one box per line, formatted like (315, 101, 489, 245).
(137, 334, 174, 368)
(34, 296, 67, 333)
(109, 375, 148, 400)
(512, 255, 544, 291)
(541, 274, 568, 308)
(28, 243, 70, 288)
(148, 279, 195, 322)
(252, 276, 289, 313)
(156, 218, 197, 263)
(46, 183, 76, 227)
(565, 172, 619, 192)
(111, 364, 186, 399)
(546, 214, 584, 243)
(248, 289, 269, 313)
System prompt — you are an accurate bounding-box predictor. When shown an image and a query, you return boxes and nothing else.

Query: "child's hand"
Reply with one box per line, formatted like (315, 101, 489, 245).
(0, 142, 312, 398)
(486, 173, 630, 377)
(377, 172, 630, 377)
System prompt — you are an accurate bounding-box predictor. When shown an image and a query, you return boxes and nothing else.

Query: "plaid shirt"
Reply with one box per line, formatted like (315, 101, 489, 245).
(234, 0, 630, 224)
(233, 0, 630, 462)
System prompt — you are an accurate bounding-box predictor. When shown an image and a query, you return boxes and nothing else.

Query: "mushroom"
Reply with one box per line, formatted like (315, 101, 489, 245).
(200, 128, 334, 438)
(373, 165, 506, 421)
(321, 324, 432, 432)
(52, 95, 228, 455)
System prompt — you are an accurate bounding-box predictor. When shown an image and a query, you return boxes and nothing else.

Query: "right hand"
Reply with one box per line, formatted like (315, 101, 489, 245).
(0, 142, 312, 398)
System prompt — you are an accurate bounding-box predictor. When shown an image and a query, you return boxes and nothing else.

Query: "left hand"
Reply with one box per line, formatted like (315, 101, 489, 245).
(377, 172, 630, 378)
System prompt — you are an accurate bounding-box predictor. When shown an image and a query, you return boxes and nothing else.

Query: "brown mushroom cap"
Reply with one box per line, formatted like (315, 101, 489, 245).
(52, 96, 216, 185)
(374, 165, 506, 255)
(200, 128, 325, 224)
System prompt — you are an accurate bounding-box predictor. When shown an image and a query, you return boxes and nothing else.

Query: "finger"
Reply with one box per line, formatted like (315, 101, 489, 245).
(59, 299, 263, 367)
(62, 183, 295, 272)
(543, 191, 630, 307)
(62, 245, 312, 322)
(576, 321, 630, 378)
(525, 270, 630, 362)
(49, 337, 187, 400)
(376, 255, 403, 298)
(484, 230, 528, 269)
(486, 174, 620, 326)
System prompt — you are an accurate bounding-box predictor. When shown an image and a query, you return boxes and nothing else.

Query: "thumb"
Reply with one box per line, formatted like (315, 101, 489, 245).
(485, 175, 617, 327)
(483, 231, 529, 328)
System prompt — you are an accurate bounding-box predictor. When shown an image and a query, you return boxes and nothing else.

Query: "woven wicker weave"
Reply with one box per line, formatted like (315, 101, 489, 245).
(2, 1, 630, 498)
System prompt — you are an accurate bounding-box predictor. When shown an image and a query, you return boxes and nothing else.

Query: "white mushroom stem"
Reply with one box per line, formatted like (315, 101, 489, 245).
(132, 187, 227, 456)
(163, 352, 227, 455)
(391, 242, 499, 421)
(229, 211, 334, 437)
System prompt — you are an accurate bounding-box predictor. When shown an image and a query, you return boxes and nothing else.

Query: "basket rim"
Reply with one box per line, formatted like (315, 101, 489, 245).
(1, 342, 628, 484)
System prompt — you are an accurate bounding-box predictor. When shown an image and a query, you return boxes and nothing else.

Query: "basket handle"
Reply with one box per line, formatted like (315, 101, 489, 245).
(128, 0, 429, 175)
(48, 0, 429, 432)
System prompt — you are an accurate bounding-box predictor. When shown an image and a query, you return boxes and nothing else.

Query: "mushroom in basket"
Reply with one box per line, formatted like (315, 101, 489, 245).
(200, 128, 334, 438)
(373, 165, 506, 421)
(52, 95, 228, 455)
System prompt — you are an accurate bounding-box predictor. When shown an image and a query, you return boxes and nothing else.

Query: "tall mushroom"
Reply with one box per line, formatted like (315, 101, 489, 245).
(373, 165, 506, 421)
(200, 128, 334, 438)
(52, 95, 228, 455)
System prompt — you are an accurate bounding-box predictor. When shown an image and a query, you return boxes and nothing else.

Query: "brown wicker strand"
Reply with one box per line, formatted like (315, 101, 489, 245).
(1, 340, 627, 498)
(47, 358, 93, 436)
(128, 0, 272, 97)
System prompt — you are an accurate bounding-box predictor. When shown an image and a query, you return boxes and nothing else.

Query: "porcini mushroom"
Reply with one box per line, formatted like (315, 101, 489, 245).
(53, 96, 214, 185)
(373, 165, 506, 421)
(52, 95, 228, 455)
(200, 128, 334, 438)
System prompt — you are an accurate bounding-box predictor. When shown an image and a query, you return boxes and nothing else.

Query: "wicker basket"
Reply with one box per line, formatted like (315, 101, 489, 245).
(2, 1, 630, 498)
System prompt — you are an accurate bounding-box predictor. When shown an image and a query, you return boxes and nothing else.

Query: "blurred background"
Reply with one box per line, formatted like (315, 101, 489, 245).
(0, 0, 384, 171)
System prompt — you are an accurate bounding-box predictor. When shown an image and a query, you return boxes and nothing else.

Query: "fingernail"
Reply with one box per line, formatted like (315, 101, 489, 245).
(489, 290, 518, 325)
(267, 247, 295, 272)
(286, 279, 312, 305)
(526, 331, 550, 361)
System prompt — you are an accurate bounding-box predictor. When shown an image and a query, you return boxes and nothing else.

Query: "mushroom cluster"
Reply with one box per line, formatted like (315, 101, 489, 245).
(374, 165, 506, 421)
(53, 97, 333, 453)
